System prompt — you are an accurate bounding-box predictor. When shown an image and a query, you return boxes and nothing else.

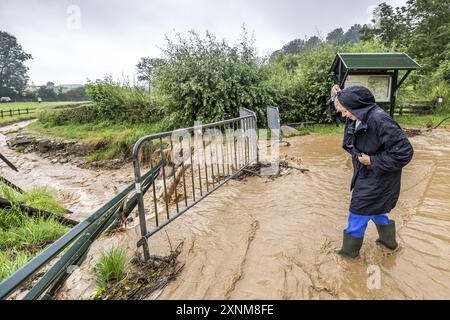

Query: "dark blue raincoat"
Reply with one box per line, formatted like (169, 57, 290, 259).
(328, 86, 414, 215)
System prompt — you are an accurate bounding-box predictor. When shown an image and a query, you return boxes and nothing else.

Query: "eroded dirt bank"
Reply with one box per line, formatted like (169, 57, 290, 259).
(2, 120, 449, 299)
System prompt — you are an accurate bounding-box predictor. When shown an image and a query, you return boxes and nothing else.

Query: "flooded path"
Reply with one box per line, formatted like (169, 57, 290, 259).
(2, 120, 449, 299)
(154, 129, 450, 300)
(0, 120, 134, 220)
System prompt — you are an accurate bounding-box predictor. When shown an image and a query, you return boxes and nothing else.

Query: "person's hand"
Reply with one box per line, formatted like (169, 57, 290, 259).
(358, 153, 371, 166)
(330, 84, 341, 98)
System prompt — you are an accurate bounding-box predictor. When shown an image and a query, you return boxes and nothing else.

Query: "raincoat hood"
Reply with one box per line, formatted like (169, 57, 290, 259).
(337, 85, 377, 122)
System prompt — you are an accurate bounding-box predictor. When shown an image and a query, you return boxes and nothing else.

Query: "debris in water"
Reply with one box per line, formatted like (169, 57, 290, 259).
(403, 128, 422, 137)
(233, 155, 309, 181)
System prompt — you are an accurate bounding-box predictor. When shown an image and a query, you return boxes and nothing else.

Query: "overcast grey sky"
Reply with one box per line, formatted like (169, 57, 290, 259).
(0, 0, 406, 85)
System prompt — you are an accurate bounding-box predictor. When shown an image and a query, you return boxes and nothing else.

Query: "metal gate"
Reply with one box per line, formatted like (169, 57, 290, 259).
(133, 107, 258, 259)
(267, 106, 281, 142)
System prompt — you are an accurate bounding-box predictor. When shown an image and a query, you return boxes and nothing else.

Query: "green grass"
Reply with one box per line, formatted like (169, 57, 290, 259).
(288, 113, 450, 137)
(395, 114, 450, 128)
(94, 247, 129, 289)
(0, 101, 88, 110)
(28, 120, 165, 161)
(0, 114, 36, 126)
(0, 182, 69, 282)
(0, 251, 34, 282)
(295, 124, 344, 135)
(0, 184, 66, 215)
(0, 101, 89, 126)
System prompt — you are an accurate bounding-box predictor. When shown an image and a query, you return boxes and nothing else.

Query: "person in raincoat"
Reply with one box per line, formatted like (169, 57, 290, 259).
(328, 84, 414, 259)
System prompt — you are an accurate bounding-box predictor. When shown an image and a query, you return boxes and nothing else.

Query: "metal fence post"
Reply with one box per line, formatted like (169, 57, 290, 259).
(132, 154, 151, 261)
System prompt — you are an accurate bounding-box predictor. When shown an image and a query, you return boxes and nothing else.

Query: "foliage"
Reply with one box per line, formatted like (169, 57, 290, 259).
(0, 31, 33, 97)
(0, 182, 68, 281)
(38, 104, 100, 126)
(362, 0, 450, 73)
(94, 247, 129, 289)
(271, 24, 363, 60)
(29, 120, 164, 160)
(152, 30, 273, 127)
(136, 57, 165, 93)
(0, 183, 65, 216)
(85, 77, 163, 124)
(265, 43, 335, 123)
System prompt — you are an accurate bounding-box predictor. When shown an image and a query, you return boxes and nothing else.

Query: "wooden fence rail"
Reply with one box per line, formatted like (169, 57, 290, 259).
(0, 108, 37, 118)
(396, 101, 434, 115)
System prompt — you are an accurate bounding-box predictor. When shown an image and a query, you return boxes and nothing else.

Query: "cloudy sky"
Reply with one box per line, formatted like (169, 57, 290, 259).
(0, 0, 406, 85)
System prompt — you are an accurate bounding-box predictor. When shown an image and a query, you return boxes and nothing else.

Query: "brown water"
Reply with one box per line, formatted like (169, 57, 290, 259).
(152, 130, 450, 300)
(2, 121, 449, 299)
(0, 120, 134, 220)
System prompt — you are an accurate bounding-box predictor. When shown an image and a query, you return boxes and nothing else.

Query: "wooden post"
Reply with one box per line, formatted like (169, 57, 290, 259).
(389, 70, 398, 118)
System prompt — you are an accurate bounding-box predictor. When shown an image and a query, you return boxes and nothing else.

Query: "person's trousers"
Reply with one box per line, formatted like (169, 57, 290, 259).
(344, 211, 390, 238)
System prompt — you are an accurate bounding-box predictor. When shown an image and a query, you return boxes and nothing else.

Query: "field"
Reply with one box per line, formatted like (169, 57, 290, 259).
(0, 101, 89, 126)
(0, 101, 88, 110)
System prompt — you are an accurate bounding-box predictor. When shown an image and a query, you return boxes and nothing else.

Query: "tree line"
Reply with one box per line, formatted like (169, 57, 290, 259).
(2, 0, 448, 126)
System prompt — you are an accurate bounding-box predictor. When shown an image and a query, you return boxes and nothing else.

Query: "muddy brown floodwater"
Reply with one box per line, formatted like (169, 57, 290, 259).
(0, 120, 134, 221)
(2, 120, 449, 299)
(152, 129, 450, 300)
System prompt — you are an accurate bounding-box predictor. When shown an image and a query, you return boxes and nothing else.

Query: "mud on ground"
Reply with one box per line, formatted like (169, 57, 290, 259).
(2, 120, 450, 299)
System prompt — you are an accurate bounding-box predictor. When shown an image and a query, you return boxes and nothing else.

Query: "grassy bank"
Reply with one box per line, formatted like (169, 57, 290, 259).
(395, 114, 450, 128)
(28, 121, 165, 161)
(292, 113, 450, 136)
(0, 101, 89, 110)
(0, 182, 69, 281)
(22, 112, 450, 164)
(0, 115, 36, 126)
(0, 101, 90, 126)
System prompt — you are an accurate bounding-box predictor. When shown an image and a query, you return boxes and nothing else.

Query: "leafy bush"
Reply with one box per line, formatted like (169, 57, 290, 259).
(266, 43, 335, 123)
(86, 78, 163, 124)
(38, 104, 99, 126)
(153, 30, 273, 127)
(39, 79, 163, 126)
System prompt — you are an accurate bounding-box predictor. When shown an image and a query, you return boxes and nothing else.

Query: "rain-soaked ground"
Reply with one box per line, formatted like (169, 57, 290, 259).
(1, 121, 449, 299)
(0, 120, 134, 221)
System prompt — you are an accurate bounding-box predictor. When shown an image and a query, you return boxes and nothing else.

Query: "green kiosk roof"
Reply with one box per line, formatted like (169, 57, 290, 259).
(331, 52, 421, 71)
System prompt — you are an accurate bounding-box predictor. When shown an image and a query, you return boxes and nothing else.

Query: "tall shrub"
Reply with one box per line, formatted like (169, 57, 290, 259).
(152, 30, 273, 127)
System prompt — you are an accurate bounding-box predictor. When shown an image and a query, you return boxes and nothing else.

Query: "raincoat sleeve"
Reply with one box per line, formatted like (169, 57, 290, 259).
(327, 98, 345, 123)
(370, 117, 414, 174)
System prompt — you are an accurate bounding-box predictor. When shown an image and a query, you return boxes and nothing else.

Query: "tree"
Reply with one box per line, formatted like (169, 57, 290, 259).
(361, 3, 410, 49)
(326, 28, 345, 45)
(361, 0, 450, 72)
(407, 0, 450, 70)
(344, 24, 363, 43)
(37, 85, 57, 100)
(0, 31, 32, 97)
(305, 36, 322, 49)
(136, 57, 165, 93)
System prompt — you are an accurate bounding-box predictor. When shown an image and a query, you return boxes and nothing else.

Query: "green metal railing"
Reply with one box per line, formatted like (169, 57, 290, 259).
(0, 160, 164, 300)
